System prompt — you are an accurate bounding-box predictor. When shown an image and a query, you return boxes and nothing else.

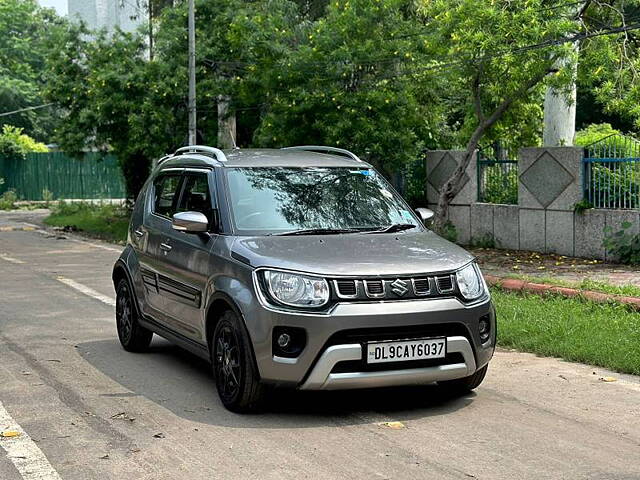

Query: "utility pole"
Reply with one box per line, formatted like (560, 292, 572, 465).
(148, 0, 154, 60)
(188, 0, 197, 145)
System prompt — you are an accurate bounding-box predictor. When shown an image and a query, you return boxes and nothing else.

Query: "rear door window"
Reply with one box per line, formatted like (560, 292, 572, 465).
(153, 173, 182, 218)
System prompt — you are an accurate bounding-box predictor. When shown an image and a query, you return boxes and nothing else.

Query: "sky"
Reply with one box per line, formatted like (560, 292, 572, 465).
(37, 0, 68, 16)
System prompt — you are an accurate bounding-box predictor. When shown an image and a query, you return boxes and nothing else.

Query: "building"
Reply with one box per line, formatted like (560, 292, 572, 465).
(67, 0, 143, 33)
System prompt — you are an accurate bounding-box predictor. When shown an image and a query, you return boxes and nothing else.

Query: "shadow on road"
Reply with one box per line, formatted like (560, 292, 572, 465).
(78, 337, 476, 428)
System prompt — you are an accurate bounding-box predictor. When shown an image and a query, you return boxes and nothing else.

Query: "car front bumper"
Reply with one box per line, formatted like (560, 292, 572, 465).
(299, 335, 476, 390)
(246, 295, 496, 390)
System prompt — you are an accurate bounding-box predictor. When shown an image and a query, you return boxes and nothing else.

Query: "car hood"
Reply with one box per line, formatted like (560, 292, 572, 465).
(231, 231, 474, 276)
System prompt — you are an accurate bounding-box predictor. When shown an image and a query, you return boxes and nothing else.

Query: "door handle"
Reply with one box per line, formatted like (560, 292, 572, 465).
(134, 229, 145, 238)
(160, 242, 172, 252)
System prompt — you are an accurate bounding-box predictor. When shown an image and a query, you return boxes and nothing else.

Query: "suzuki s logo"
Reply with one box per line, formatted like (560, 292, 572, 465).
(390, 279, 409, 296)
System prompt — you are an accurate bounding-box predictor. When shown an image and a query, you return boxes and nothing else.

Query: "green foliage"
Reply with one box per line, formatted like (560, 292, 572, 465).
(252, 0, 438, 174)
(45, 201, 130, 243)
(471, 234, 496, 249)
(479, 163, 518, 204)
(417, 0, 577, 148)
(575, 123, 622, 147)
(42, 188, 54, 207)
(573, 199, 594, 214)
(576, 124, 640, 157)
(0, 189, 17, 210)
(441, 220, 458, 243)
(493, 288, 640, 375)
(578, 3, 640, 131)
(0, 125, 48, 156)
(43, 0, 640, 205)
(603, 221, 640, 264)
(590, 163, 640, 208)
(0, 0, 66, 140)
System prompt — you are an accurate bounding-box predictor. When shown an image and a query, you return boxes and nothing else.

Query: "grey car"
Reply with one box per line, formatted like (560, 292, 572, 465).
(112, 145, 495, 412)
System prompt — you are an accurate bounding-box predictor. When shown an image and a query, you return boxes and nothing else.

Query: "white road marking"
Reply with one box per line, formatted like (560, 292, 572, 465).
(56, 277, 116, 307)
(65, 236, 121, 253)
(0, 254, 25, 264)
(0, 400, 63, 480)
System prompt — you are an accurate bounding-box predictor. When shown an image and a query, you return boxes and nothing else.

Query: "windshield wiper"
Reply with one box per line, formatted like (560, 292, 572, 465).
(275, 227, 363, 236)
(366, 223, 417, 234)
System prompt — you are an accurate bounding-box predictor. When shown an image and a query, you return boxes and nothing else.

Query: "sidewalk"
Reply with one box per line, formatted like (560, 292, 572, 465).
(470, 246, 640, 288)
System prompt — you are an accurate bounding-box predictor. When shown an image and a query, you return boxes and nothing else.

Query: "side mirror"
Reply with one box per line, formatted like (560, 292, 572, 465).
(415, 207, 435, 224)
(172, 211, 209, 233)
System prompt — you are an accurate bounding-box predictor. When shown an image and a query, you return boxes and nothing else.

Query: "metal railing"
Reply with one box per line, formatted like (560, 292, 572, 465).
(583, 134, 640, 209)
(477, 143, 518, 204)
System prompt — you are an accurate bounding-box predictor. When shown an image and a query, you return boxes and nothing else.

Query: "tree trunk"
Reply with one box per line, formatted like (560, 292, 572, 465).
(217, 94, 237, 149)
(432, 129, 483, 233)
(543, 45, 578, 146)
(432, 66, 554, 233)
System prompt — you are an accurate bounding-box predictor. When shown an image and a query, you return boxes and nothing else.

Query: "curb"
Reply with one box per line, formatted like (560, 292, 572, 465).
(485, 274, 640, 311)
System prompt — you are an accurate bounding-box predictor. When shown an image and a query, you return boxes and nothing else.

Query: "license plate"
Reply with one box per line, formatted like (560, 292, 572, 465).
(366, 337, 446, 364)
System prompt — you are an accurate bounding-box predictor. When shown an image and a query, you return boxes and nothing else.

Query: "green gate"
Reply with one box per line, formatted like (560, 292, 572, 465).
(0, 152, 126, 201)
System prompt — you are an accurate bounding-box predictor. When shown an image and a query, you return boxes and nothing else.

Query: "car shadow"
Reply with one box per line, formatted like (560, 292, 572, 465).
(77, 337, 476, 428)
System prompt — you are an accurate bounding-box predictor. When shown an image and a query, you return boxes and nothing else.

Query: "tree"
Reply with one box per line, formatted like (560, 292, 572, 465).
(0, 125, 48, 156)
(253, 0, 446, 179)
(0, 0, 66, 141)
(417, 0, 640, 231)
(44, 0, 300, 199)
(44, 23, 179, 198)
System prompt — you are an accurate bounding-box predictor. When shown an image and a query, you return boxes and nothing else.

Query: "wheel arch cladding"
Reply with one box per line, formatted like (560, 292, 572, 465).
(205, 295, 242, 346)
(112, 263, 129, 290)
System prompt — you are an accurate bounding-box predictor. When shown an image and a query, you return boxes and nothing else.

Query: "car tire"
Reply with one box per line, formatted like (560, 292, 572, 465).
(115, 278, 153, 352)
(211, 310, 265, 413)
(440, 364, 488, 394)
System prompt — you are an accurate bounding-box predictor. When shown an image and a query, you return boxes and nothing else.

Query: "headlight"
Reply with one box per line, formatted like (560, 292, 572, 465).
(456, 263, 484, 300)
(263, 270, 329, 308)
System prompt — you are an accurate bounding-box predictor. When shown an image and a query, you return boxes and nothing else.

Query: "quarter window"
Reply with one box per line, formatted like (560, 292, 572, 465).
(153, 174, 182, 217)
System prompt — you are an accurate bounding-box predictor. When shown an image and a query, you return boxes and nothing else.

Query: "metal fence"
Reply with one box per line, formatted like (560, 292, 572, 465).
(477, 143, 518, 204)
(0, 152, 126, 201)
(583, 134, 640, 209)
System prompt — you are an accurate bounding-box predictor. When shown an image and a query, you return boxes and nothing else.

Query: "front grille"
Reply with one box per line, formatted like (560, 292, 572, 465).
(412, 278, 430, 296)
(364, 279, 384, 297)
(329, 272, 459, 301)
(326, 323, 470, 347)
(335, 279, 357, 297)
(436, 275, 454, 293)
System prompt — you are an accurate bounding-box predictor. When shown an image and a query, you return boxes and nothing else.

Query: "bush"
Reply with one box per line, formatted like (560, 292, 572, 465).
(602, 221, 640, 264)
(0, 125, 48, 156)
(0, 190, 18, 210)
(42, 188, 54, 207)
(575, 123, 621, 149)
(480, 164, 518, 204)
(588, 163, 640, 208)
(45, 201, 130, 243)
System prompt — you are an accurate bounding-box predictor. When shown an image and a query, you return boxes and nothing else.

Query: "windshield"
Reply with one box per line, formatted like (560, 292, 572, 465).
(225, 167, 422, 235)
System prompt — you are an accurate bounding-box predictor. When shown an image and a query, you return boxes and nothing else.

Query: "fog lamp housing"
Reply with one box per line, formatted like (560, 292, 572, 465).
(479, 315, 491, 343)
(272, 327, 306, 358)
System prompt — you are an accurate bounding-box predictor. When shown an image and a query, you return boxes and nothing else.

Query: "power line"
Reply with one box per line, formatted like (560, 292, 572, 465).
(204, 20, 640, 76)
(0, 103, 55, 118)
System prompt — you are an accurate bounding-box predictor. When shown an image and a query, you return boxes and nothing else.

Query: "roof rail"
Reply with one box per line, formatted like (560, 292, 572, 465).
(282, 145, 362, 162)
(173, 145, 228, 162)
(156, 154, 173, 167)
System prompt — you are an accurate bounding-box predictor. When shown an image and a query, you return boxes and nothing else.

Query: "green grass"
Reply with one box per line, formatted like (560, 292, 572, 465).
(505, 273, 640, 298)
(493, 287, 640, 375)
(44, 201, 130, 244)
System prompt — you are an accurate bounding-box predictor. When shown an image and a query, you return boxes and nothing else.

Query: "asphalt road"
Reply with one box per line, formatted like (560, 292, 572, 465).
(1, 210, 639, 480)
